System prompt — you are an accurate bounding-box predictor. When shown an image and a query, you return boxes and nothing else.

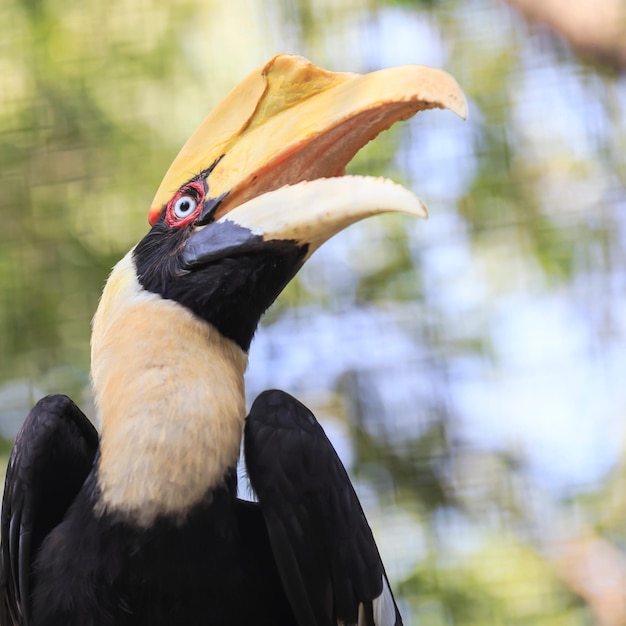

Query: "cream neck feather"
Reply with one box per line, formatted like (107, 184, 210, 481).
(90, 251, 248, 527)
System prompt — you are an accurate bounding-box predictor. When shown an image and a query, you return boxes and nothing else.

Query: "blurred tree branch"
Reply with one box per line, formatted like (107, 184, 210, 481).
(504, 0, 626, 70)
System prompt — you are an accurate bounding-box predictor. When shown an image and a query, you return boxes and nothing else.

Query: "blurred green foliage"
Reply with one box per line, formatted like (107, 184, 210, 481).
(1, 0, 625, 623)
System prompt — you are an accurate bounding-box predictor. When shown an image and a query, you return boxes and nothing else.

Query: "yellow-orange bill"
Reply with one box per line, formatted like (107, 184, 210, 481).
(149, 54, 467, 226)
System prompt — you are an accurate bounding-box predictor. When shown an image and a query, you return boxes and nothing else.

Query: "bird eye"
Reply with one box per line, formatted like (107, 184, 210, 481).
(173, 195, 198, 220)
(164, 181, 205, 228)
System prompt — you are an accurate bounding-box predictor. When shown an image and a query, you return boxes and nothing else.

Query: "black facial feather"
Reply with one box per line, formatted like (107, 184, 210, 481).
(133, 217, 308, 352)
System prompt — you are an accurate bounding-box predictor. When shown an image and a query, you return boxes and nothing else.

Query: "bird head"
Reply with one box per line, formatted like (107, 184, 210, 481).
(107, 54, 467, 354)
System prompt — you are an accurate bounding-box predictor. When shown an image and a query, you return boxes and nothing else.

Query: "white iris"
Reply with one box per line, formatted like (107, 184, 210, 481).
(173, 195, 198, 219)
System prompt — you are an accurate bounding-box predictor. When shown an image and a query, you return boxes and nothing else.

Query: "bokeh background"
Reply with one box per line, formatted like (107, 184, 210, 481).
(1, 0, 626, 623)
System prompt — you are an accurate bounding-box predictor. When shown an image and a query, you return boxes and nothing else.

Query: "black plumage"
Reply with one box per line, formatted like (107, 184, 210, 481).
(0, 396, 98, 625)
(246, 390, 401, 626)
(133, 216, 307, 352)
(0, 391, 400, 626)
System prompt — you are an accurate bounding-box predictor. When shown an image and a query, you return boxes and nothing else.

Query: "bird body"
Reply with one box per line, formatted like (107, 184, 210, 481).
(0, 54, 466, 625)
(28, 442, 293, 625)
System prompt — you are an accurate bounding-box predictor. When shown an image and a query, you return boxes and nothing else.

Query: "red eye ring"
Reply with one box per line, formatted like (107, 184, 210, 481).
(165, 181, 205, 228)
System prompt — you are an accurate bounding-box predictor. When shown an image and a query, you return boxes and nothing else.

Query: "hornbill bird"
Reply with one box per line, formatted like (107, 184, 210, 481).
(0, 54, 466, 626)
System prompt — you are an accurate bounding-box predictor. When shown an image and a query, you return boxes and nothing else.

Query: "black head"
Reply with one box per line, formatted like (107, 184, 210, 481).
(133, 196, 307, 352)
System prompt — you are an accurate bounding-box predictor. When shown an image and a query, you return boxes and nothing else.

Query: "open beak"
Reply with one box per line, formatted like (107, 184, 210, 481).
(150, 54, 466, 265)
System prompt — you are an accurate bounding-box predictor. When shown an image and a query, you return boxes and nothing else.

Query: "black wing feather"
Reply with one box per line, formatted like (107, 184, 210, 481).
(244, 389, 402, 626)
(0, 394, 98, 625)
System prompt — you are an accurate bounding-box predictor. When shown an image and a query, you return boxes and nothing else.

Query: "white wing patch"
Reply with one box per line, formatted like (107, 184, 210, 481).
(372, 576, 396, 626)
(352, 576, 397, 626)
